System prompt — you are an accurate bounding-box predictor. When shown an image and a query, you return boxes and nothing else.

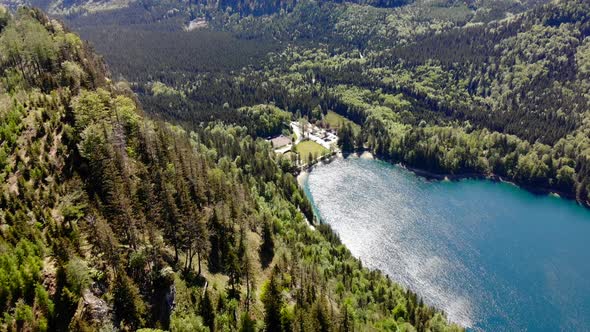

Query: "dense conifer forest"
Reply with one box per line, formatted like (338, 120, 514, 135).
(0, 7, 462, 331)
(42, 0, 590, 204)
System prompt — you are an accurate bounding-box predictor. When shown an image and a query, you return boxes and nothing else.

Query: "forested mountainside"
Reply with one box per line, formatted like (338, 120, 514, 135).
(4, 0, 544, 20)
(41, 0, 590, 205)
(0, 7, 462, 332)
(2, 0, 590, 331)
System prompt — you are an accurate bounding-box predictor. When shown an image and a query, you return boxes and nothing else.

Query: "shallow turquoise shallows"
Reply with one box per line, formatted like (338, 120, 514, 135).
(303, 156, 590, 332)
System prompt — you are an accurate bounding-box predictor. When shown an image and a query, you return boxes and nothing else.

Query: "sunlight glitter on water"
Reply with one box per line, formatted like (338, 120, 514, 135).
(303, 157, 590, 332)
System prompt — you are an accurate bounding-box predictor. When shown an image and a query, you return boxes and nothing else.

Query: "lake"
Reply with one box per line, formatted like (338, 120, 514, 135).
(302, 156, 590, 332)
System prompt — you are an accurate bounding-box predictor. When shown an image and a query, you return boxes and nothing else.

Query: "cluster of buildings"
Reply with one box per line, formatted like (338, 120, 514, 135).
(267, 121, 339, 156)
(305, 125, 338, 150)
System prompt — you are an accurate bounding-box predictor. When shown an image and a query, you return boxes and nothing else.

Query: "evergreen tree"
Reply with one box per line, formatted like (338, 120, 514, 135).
(239, 313, 256, 332)
(112, 274, 146, 330)
(200, 290, 215, 332)
(262, 270, 283, 332)
(260, 217, 275, 268)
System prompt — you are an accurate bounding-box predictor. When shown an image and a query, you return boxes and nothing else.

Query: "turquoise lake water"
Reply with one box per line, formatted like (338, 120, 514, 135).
(302, 156, 590, 332)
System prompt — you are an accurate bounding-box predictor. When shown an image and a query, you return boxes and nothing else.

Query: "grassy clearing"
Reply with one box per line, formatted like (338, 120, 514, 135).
(295, 140, 329, 163)
(324, 111, 361, 133)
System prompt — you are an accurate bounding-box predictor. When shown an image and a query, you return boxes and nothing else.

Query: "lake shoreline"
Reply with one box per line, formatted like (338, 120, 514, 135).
(297, 149, 588, 208)
(303, 156, 590, 331)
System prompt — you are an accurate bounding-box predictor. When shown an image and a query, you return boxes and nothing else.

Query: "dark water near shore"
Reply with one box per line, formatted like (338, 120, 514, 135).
(302, 157, 590, 331)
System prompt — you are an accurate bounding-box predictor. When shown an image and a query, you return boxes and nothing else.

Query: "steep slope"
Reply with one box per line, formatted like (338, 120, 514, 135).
(0, 7, 462, 331)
